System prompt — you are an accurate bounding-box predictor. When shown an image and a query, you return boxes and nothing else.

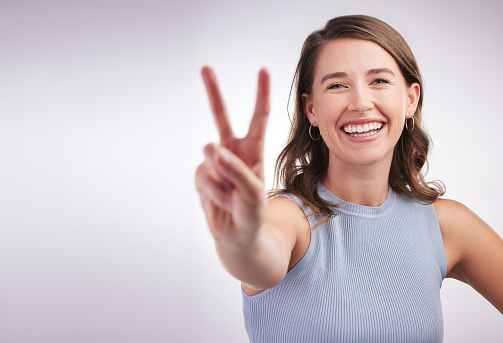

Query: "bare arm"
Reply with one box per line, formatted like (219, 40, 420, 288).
(195, 67, 308, 291)
(435, 199, 503, 314)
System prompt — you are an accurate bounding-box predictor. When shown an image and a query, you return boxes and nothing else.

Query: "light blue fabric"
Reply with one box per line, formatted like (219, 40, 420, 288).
(243, 184, 447, 342)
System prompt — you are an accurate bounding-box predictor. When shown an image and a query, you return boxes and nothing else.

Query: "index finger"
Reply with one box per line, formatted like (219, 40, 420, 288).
(201, 66, 235, 143)
(247, 68, 271, 140)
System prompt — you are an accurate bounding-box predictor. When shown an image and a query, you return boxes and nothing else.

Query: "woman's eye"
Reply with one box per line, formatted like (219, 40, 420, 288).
(327, 83, 344, 90)
(372, 78, 390, 85)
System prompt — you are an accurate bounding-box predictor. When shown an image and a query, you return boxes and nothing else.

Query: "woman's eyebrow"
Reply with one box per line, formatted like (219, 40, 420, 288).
(366, 68, 395, 76)
(320, 72, 348, 84)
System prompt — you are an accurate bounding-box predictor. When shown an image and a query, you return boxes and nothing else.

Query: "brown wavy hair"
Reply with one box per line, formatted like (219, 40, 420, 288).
(270, 15, 445, 225)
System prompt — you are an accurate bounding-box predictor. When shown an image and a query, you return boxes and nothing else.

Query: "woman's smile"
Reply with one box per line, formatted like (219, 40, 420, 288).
(340, 121, 387, 144)
(342, 121, 383, 136)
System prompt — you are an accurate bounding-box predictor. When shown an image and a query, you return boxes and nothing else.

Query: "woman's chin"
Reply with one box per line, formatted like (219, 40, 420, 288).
(334, 149, 393, 168)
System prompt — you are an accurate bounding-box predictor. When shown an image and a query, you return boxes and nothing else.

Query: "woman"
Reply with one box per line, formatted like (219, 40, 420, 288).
(195, 15, 503, 342)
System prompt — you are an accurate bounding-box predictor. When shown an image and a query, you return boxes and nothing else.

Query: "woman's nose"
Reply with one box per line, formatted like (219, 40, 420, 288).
(347, 85, 374, 113)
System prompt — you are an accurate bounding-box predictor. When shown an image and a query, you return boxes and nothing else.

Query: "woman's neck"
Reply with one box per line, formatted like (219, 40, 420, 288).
(323, 158, 391, 207)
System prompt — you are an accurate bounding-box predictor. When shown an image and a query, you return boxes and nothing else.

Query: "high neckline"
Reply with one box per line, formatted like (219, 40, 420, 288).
(318, 183, 395, 218)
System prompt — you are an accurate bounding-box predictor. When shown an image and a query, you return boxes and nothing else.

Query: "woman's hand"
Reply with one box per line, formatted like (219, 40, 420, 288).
(195, 67, 270, 249)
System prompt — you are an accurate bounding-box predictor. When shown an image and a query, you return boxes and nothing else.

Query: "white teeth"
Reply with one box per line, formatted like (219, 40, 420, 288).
(343, 122, 383, 134)
(351, 130, 377, 137)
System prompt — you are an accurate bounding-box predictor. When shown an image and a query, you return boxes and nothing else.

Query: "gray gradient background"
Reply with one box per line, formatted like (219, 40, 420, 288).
(1, 0, 502, 342)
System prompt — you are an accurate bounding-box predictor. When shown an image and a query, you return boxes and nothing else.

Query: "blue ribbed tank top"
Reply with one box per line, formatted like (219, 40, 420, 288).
(243, 184, 447, 342)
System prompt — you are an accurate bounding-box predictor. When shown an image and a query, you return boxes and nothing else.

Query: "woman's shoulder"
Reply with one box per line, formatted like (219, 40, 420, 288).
(433, 198, 489, 242)
(433, 197, 465, 213)
(267, 195, 311, 234)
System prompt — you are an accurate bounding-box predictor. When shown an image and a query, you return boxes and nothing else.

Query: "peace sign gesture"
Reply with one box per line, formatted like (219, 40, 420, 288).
(195, 67, 271, 248)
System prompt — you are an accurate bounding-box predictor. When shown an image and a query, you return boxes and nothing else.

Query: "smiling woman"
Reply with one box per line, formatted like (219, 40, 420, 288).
(195, 14, 503, 343)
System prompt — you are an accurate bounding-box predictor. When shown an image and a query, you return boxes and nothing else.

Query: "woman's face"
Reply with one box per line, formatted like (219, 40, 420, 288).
(303, 38, 420, 169)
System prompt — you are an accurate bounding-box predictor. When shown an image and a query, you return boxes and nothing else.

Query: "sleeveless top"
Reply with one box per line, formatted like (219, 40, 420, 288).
(242, 184, 447, 343)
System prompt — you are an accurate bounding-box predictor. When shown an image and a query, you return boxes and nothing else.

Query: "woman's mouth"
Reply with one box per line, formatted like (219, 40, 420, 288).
(342, 122, 383, 137)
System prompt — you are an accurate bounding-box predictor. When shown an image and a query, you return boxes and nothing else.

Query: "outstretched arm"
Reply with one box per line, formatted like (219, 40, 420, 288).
(435, 199, 503, 314)
(195, 67, 307, 291)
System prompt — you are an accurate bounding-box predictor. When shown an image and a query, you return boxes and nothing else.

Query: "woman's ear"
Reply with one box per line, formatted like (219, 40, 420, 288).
(406, 83, 420, 119)
(302, 93, 317, 125)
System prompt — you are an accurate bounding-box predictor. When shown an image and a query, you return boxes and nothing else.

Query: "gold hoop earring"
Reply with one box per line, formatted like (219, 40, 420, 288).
(309, 124, 321, 141)
(405, 116, 414, 132)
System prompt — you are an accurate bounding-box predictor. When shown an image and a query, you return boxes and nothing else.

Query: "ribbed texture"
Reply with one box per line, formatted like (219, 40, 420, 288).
(243, 184, 447, 343)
